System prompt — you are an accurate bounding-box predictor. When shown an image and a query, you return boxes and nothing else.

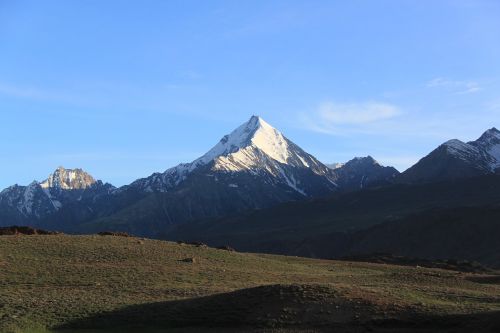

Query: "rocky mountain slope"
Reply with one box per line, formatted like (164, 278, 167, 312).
(329, 156, 399, 190)
(399, 127, 500, 183)
(0, 167, 114, 225)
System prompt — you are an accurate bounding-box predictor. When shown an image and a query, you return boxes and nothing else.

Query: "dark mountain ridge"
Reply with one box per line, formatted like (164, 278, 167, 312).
(165, 174, 500, 267)
(398, 127, 500, 183)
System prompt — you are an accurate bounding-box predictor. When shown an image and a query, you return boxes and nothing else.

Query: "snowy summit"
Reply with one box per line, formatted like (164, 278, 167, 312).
(195, 115, 294, 166)
(440, 127, 500, 171)
(132, 115, 336, 194)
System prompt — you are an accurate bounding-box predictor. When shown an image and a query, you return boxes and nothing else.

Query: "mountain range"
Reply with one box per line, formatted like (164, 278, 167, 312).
(0, 167, 114, 224)
(1, 116, 499, 266)
(0, 116, 399, 231)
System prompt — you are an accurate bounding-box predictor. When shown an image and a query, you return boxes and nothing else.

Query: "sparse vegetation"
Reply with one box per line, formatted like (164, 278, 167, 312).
(0, 235, 499, 332)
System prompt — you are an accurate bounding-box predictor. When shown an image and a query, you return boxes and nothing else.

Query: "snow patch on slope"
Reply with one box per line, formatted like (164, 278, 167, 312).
(441, 128, 500, 171)
(326, 163, 344, 170)
(474, 128, 500, 169)
(444, 139, 481, 161)
(21, 182, 39, 215)
(278, 168, 306, 196)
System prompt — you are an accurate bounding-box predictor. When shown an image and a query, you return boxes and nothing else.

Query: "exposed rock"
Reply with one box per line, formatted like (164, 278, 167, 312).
(97, 231, 131, 237)
(0, 225, 61, 236)
(181, 241, 207, 247)
(217, 245, 236, 252)
(179, 257, 196, 263)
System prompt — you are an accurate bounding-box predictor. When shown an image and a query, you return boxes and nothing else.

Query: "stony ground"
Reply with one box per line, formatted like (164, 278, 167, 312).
(0, 235, 499, 332)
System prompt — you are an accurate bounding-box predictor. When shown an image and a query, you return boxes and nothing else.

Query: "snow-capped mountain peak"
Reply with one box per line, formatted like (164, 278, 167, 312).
(471, 127, 500, 169)
(247, 116, 291, 164)
(192, 115, 295, 168)
(0, 167, 110, 221)
(199, 115, 324, 173)
(477, 127, 500, 142)
(131, 115, 336, 194)
(439, 128, 500, 171)
(399, 127, 500, 183)
(443, 139, 480, 157)
(40, 166, 96, 190)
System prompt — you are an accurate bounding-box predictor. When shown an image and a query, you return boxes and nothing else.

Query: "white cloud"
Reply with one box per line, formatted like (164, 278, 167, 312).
(426, 77, 481, 94)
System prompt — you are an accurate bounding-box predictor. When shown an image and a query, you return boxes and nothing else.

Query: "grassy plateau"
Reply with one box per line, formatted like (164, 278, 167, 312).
(0, 234, 499, 332)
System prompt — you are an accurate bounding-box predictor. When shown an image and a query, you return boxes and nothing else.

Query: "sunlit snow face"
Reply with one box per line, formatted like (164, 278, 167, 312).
(132, 116, 335, 194)
(194, 116, 311, 169)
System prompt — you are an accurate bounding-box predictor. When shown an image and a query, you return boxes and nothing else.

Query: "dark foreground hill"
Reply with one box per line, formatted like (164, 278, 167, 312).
(166, 174, 500, 267)
(0, 234, 499, 332)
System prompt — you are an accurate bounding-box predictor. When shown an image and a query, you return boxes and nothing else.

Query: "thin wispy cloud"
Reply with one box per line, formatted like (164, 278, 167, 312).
(426, 77, 481, 94)
(44, 151, 202, 163)
(0, 82, 72, 102)
(0, 80, 197, 117)
(299, 101, 402, 136)
(318, 102, 400, 124)
(180, 70, 202, 80)
(297, 99, 497, 141)
(226, 9, 302, 37)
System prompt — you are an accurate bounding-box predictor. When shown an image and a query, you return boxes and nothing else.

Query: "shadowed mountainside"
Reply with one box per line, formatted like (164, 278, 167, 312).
(165, 175, 500, 267)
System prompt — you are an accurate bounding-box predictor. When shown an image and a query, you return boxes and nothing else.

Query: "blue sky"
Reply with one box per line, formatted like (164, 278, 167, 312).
(1, 0, 500, 188)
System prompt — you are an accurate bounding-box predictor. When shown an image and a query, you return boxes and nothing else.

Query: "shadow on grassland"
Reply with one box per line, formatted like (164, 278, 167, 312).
(56, 284, 500, 333)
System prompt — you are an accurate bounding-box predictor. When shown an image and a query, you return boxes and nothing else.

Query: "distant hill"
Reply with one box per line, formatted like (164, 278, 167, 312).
(329, 156, 399, 190)
(165, 174, 500, 267)
(334, 205, 500, 268)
